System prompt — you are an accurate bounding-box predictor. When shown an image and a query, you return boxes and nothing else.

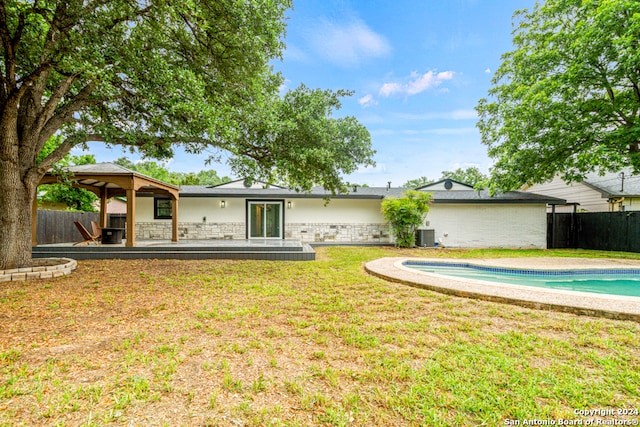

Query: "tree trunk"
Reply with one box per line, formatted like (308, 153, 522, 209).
(0, 131, 37, 270)
(0, 166, 36, 270)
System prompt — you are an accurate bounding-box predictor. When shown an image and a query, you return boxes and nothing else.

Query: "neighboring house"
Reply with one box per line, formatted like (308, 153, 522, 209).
(136, 177, 563, 249)
(106, 197, 127, 214)
(524, 169, 640, 212)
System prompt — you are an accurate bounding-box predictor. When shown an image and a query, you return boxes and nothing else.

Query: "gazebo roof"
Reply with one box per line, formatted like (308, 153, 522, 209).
(39, 162, 180, 198)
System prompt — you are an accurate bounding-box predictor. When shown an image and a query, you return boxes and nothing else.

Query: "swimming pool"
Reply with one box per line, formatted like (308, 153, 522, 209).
(403, 261, 640, 297)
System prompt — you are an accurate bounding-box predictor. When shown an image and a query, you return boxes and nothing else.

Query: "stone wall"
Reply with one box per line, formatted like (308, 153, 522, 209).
(0, 258, 77, 281)
(136, 221, 391, 243)
(286, 223, 391, 243)
(136, 222, 245, 240)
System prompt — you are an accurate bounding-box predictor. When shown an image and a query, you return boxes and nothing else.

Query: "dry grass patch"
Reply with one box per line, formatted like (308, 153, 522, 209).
(1, 247, 639, 426)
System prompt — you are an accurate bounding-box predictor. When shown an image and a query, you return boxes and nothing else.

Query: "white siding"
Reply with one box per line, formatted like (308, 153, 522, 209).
(135, 195, 548, 248)
(136, 196, 243, 223)
(526, 176, 608, 212)
(137, 197, 386, 224)
(620, 198, 640, 211)
(427, 204, 547, 248)
(285, 199, 384, 223)
(135, 196, 388, 242)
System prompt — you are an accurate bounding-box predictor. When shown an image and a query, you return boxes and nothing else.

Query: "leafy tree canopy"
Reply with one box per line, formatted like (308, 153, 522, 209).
(0, 0, 374, 269)
(38, 136, 98, 211)
(224, 84, 375, 192)
(476, 0, 640, 191)
(113, 158, 230, 186)
(403, 167, 487, 188)
(403, 176, 432, 189)
(440, 167, 487, 188)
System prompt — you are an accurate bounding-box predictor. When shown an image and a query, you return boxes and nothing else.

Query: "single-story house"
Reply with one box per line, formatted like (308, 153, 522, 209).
(524, 169, 640, 212)
(136, 177, 564, 249)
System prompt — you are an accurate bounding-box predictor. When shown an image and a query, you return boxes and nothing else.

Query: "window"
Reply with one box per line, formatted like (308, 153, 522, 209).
(154, 197, 172, 219)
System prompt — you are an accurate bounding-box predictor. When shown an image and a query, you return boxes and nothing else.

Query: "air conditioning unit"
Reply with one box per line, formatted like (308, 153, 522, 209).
(416, 229, 435, 247)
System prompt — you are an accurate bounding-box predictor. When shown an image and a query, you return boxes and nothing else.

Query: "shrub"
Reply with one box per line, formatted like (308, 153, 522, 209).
(381, 190, 432, 247)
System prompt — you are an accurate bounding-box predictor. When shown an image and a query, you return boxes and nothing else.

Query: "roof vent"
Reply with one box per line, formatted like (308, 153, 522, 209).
(444, 179, 453, 190)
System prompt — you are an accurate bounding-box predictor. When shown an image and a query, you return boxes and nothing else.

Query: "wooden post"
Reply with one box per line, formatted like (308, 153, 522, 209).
(100, 188, 108, 228)
(126, 189, 136, 247)
(171, 197, 179, 242)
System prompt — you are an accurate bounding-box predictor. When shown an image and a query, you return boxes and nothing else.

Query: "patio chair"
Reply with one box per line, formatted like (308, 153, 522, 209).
(73, 221, 100, 245)
(90, 221, 102, 242)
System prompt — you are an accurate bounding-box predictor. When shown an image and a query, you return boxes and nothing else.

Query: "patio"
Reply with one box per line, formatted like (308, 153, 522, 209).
(33, 239, 316, 261)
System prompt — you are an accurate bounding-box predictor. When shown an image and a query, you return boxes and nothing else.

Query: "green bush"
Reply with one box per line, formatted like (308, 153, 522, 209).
(381, 190, 432, 247)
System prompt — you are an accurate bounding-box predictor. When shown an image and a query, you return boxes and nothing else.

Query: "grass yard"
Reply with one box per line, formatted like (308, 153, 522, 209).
(1, 246, 640, 426)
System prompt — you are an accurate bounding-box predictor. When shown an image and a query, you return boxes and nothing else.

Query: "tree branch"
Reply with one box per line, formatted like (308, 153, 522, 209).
(37, 74, 78, 130)
(39, 81, 99, 141)
(0, 0, 17, 91)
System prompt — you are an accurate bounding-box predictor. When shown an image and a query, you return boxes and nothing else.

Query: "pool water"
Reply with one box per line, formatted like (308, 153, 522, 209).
(404, 261, 640, 297)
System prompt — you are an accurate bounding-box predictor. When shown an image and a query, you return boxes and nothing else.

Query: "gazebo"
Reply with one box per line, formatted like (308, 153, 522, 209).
(36, 163, 180, 247)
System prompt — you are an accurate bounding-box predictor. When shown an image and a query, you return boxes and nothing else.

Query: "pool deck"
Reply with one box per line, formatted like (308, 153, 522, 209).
(365, 257, 640, 322)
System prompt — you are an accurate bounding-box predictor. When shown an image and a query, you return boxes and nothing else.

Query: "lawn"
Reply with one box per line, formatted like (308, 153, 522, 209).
(1, 247, 639, 426)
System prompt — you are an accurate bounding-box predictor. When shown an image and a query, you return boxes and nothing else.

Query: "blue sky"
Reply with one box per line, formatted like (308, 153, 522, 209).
(75, 0, 535, 187)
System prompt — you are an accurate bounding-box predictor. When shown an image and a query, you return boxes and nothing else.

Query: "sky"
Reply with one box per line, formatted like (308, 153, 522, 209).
(74, 0, 536, 187)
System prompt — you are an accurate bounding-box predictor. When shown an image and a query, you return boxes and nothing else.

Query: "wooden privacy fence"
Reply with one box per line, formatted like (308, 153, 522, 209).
(548, 211, 640, 252)
(35, 210, 100, 245)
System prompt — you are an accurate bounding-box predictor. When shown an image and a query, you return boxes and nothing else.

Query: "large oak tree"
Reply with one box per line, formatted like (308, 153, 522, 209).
(476, 0, 640, 192)
(0, 0, 374, 269)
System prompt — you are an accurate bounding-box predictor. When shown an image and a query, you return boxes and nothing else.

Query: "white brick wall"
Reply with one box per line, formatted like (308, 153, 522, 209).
(426, 204, 547, 248)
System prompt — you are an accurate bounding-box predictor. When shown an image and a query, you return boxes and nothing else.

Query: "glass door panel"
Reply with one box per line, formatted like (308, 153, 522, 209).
(265, 203, 281, 238)
(249, 203, 264, 238)
(248, 202, 283, 239)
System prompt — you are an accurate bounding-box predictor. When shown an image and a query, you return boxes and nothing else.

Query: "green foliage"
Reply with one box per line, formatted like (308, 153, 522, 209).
(477, 0, 640, 191)
(113, 158, 230, 186)
(225, 84, 375, 193)
(381, 190, 432, 247)
(440, 167, 487, 188)
(1, 0, 375, 268)
(1, 0, 372, 190)
(39, 137, 98, 211)
(403, 167, 488, 189)
(40, 185, 97, 212)
(403, 176, 433, 189)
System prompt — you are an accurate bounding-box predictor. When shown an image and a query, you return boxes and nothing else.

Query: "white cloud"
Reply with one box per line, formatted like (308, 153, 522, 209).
(358, 94, 378, 108)
(379, 82, 402, 97)
(307, 18, 391, 67)
(379, 70, 454, 97)
(484, 68, 491, 74)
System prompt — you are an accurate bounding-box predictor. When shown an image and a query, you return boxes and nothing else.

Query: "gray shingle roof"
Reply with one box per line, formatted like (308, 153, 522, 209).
(580, 169, 640, 197)
(428, 190, 564, 204)
(178, 185, 564, 204)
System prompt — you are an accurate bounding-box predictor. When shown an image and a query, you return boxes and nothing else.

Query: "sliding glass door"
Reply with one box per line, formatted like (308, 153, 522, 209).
(248, 201, 283, 239)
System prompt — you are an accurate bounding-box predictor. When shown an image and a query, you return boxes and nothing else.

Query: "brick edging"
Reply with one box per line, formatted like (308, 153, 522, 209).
(0, 258, 77, 282)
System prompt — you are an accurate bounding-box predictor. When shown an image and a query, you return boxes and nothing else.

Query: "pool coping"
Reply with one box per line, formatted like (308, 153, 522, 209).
(364, 257, 640, 322)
